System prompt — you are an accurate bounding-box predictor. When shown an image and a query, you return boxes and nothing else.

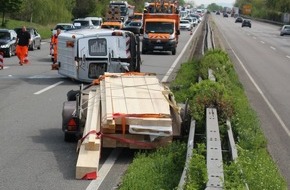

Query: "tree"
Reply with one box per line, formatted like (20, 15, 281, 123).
(0, 0, 22, 26)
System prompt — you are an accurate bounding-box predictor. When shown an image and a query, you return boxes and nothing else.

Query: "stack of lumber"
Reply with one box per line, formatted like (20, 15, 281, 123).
(100, 73, 173, 136)
(75, 72, 176, 179)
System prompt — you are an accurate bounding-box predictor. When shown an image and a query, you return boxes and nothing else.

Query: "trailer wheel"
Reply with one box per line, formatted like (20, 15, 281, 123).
(180, 98, 191, 136)
(64, 132, 77, 142)
(67, 90, 80, 101)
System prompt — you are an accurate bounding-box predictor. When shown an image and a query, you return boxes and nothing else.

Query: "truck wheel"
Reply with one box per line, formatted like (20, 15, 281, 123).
(172, 48, 176, 55)
(142, 48, 147, 54)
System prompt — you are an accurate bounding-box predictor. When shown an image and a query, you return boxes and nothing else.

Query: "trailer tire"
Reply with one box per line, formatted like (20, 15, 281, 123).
(64, 132, 77, 142)
(67, 90, 80, 101)
(179, 98, 191, 136)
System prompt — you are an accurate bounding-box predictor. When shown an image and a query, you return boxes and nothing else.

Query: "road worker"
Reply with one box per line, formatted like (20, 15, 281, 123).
(51, 29, 61, 70)
(15, 26, 31, 65)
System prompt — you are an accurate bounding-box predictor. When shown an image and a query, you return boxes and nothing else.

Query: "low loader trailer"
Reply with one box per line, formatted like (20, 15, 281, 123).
(62, 72, 191, 179)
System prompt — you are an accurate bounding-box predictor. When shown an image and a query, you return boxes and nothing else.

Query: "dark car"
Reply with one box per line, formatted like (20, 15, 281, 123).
(235, 17, 243, 23)
(242, 19, 251, 28)
(0, 29, 17, 57)
(123, 21, 143, 35)
(223, 13, 228, 17)
(14, 27, 41, 50)
(280, 25, 290, 36)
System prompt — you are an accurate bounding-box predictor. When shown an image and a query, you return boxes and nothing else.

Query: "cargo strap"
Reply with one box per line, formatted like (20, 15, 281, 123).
(77, 130, 156, 152)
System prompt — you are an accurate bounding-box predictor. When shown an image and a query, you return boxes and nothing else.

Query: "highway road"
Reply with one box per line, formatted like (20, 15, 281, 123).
(0, 25, 200, 190)
(212, 14, 290, 188)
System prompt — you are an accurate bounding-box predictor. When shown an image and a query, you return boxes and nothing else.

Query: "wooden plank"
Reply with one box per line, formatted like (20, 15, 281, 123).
(110, 74, 128, 115)
(114, 117, 172, 126)
(145, 76, 171, 116)
(76, 88, 101, 179)
(83, 88, 101, 151)
(76, 144, 100, 179)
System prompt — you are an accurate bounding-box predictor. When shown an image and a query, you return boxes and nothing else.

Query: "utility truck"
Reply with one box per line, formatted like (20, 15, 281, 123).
(62, 72, 191, 179)
(57, 28, 141, 83)
(141, 0, 180, 55)
(109, 1, 135, 23)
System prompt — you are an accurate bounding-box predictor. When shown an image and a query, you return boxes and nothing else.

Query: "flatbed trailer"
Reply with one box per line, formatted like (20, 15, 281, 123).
(62, 72, 191, 179)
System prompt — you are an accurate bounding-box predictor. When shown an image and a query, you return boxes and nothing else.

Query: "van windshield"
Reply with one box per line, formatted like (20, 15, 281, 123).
(73, 20, 90, 28)
(92, 20, 101, 26)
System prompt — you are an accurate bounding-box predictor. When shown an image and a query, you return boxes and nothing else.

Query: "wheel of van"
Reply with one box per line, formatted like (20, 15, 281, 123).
(67, 90, 80, 101)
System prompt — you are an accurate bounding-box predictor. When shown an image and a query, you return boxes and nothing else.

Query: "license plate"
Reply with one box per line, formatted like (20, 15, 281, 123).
(154, 46, 163, 50)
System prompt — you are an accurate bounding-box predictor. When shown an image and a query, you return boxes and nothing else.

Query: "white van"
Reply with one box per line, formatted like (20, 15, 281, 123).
(85, 17, 103, 28)
(73, 18, 94, 29)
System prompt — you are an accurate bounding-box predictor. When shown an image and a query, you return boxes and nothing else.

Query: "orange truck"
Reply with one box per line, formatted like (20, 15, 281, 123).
(141, 1, 180, 55)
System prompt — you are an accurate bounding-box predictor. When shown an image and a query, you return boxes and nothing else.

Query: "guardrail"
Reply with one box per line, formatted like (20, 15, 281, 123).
(178, 16, 250, 189)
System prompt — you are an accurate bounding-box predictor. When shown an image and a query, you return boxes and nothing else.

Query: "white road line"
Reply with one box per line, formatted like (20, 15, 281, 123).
(286, 55, 290, 59)
(221, 31, 290, 137)
(260, 41, 265, 44)
(33, 81, 64, 95)
(270, 46, 276, 50)
(161, 25, 201, 83)
(86, 148, 122, 190)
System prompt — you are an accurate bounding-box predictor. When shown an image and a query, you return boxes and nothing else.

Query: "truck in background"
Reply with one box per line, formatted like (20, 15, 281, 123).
(109, 1, 135, 23)
(141, 0, 180, 55)
(231, 7, 239, 18)
(57, 29, 141, 83)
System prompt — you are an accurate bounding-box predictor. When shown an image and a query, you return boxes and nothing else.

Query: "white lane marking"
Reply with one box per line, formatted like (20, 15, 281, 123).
(86, 148, 122, 190)
(260, 41, 265, 44)
(221, 30, 290, 137)
(161, 25, 201, 83)
(270, 46, 276, 50)
(286, 55, 290, 59)
(34, 81, 64, 95)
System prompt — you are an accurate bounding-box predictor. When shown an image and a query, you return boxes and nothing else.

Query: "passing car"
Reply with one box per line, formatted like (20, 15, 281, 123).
(242, 19, 251, 28)
(0, 29, 17, 57)
(51, 23, 75, 35)
(14, 27, 42, 50)
(184, 18, 197, 27)
(223, 13, 228, 17)
(235, 17, 243, 23)
(123, 20, 143, 34)
(180, 20, 192, 31)
(280, 25, 290, 36)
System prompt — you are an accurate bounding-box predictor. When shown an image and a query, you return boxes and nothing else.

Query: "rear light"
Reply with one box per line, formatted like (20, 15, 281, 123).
(67, 118, 77, 131)
(112, 31, 123, 36)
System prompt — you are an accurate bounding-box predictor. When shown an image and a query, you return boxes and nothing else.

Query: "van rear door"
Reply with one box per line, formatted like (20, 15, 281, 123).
(77, 37, 109, 82)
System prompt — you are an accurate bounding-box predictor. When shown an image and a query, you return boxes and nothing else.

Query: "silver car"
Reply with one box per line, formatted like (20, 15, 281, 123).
(14, 27, 41, 51)
(280, 25, 290, 36)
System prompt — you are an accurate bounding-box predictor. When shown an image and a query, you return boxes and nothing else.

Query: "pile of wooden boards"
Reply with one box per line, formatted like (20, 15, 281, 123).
(76, 73, 175, 179)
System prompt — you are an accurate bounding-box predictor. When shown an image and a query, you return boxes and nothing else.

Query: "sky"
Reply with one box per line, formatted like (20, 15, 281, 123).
(191, 0, 235, 7)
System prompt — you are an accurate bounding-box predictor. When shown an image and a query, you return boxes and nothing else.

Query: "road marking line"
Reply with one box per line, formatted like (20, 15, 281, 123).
(86, 148, 122, 190)
(260, 41, 265, 44)
(221, 31, 290, 137)
(286, 55, 290, 59)
(34, 81, 64, 95)
(161, 24, 201, 83)
(270, 46, 276, 50)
